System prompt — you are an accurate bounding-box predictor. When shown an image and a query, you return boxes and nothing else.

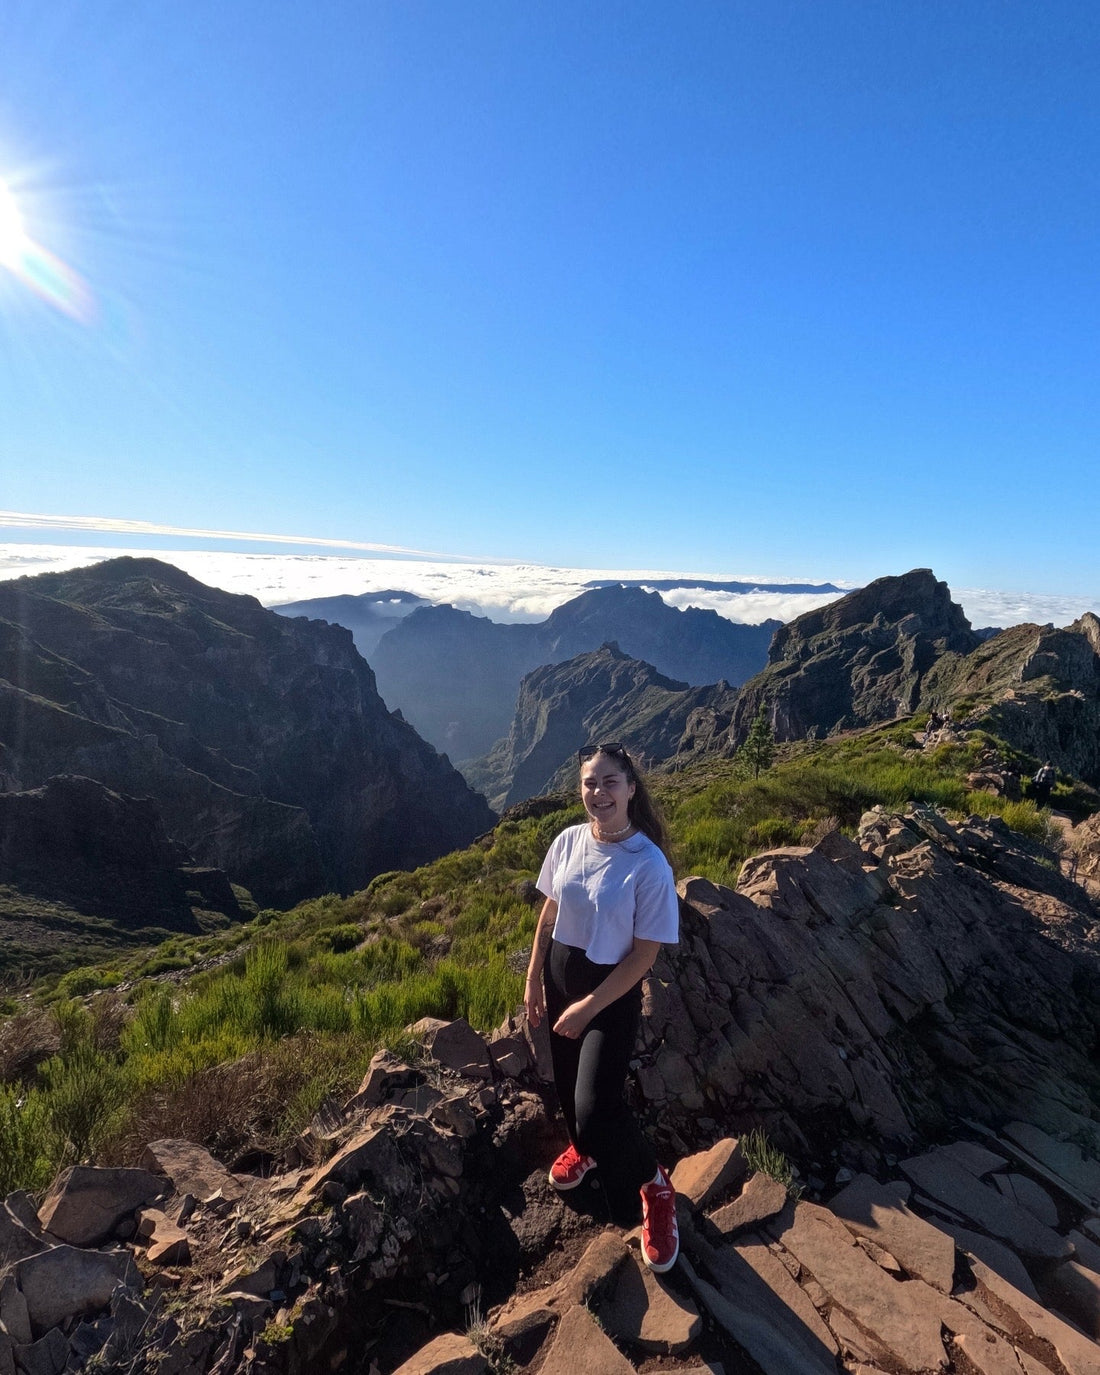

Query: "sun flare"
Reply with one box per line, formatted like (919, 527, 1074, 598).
(0, 174, 96, 323)
(0, 178, 29, 267)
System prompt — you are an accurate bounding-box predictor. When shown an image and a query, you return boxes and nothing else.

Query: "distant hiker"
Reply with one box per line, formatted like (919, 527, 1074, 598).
(1002, 764, 1022, 801)
(1032, 761, 1056, 807)
(923, 708, 943, 745)
(525, 742, 681, 1273)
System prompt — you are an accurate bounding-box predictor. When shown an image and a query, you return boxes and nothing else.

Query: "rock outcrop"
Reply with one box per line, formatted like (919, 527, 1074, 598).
(726, 569, 980, 748)
(370, 585, 778, 761)
(642, 807, 1100, 1161)
(466, 643, 739, 809)
(4, 803, 1100, 1372)
(0, 559, 494, 905)
(922, 614, 1100, 784)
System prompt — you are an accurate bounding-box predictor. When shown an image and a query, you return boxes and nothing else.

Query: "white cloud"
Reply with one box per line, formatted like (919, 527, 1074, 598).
(951, 586, 1100, 629)
(656, 587, 849, 624)
(0, 510, 473, 560)
(1, 543, 1096, 633)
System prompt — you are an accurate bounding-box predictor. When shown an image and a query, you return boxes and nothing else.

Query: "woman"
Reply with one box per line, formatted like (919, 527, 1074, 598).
(524, 742, 680, 1272)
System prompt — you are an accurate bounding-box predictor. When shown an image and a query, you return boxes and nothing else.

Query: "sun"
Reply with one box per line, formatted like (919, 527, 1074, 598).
(0, 177, 29, 268)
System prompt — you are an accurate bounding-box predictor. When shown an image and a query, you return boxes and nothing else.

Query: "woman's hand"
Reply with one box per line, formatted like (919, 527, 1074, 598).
(553, 998, 594, 1040)
(524, 971, 545, 1029)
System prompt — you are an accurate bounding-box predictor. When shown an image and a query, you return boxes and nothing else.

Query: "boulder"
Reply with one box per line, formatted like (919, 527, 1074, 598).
(1002, 1122, 1100, 1209)
(678, 1248, 838, 1375)
(967, 1256, 1100, 1375)
(344, 1049, 421, 1113)
(37, 1166, 166, 1247)
(11, 1327, 67, 1375)
(764, 1200, 948, 1373)
(708, 1172, 788, 1238)
(993, 1173, 1060, 1228)
(391, 1332, 487, 1375)
(136, 1209, 191, 1267)
(411, 1018, 492, 1081)
(0, 1275, 32, 1344)
(670, 1139, 747, 1210)
(931, 1219, 1040, 1301)
(12, 1245, 137, 1336)
(141, 1140, 244, 1204)
(901, 1150, 1071, 1261)
(0, 1207, 47, 1267)
(1041, 1259, 1100, 1340)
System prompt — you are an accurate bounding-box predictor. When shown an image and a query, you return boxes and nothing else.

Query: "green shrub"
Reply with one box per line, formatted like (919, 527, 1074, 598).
(963, 792, 1055, 844)
(40, 1042, 126, 1165)
(56, 967, 113, 999)
(0, 1084, 52, 1194)
(320, 923, 362, 954)
(125, 991, 178, 1055)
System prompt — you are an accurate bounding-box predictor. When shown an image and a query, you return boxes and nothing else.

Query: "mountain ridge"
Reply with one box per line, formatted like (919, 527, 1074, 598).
(367, 583, 779, 762)
(0, 558, 494, 905)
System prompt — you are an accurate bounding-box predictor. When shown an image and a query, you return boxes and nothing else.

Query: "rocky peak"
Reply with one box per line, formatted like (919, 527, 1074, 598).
(465, 644, 737, 809)
(766, 568, 976, 665)
(1070, 611, 1100, 658)
(728, 569, 980, 746)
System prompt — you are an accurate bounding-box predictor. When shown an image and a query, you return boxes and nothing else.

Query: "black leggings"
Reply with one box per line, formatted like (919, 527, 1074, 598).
(544, 940, 657, 1223)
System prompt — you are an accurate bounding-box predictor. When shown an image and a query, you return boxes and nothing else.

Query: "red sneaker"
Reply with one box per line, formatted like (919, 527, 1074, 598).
(548, 1143, 596, 1191)
(640, 1166, 679, 1272)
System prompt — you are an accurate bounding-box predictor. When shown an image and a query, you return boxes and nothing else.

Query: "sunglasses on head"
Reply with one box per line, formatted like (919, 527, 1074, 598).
(577, 741, 629, 765)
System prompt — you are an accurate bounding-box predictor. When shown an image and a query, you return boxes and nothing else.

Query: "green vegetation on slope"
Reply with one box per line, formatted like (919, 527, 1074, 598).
(0, 717, 1086, 1193)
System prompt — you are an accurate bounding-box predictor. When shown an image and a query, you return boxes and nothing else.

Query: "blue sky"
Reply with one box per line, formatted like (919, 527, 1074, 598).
(1, 2, 1098, 597)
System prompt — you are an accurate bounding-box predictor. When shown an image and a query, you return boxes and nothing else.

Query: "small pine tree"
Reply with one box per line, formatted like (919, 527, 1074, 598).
(740, 704, 776, 779)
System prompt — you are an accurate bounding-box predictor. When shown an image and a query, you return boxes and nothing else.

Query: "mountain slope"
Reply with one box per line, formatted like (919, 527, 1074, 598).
(467, 642, 738, 808)
(271, 589, 427, 658)
(0, 774, 249, 975)
(921, 611, 1100, 783)
(370, 583, 778, 761)
(0, 558, 494, 905)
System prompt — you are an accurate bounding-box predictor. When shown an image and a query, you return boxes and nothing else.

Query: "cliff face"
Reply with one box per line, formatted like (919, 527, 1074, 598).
(371, 604, 541, 762)
(0, 559, 494, 905)
(0, 775, 247, 972)
(922, 614, 1100, 783)
(467, 643, 737, 808)
(727, 569, 979, 747)
(370, 585, 777, 762)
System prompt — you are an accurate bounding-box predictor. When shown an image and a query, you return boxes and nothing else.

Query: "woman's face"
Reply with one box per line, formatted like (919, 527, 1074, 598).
(580, 752, 636, 833)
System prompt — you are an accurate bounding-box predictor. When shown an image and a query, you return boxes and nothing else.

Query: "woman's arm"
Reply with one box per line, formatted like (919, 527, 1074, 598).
(551, 937, 661, 1040)
(524, 897, 558, 1029)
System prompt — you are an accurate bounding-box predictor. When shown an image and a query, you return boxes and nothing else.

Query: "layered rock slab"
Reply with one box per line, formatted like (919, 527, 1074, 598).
(764, 1200, 948, 1373)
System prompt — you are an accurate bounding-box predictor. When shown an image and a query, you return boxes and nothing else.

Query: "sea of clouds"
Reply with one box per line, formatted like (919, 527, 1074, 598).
(1, 543, 1096, 631)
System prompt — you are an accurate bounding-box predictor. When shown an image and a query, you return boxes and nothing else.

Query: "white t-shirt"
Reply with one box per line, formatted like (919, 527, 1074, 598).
(536, 824, 679, 966)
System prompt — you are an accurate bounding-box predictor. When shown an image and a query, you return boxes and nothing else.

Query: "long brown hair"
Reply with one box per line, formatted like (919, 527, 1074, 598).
(581, 745, 670, 860)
